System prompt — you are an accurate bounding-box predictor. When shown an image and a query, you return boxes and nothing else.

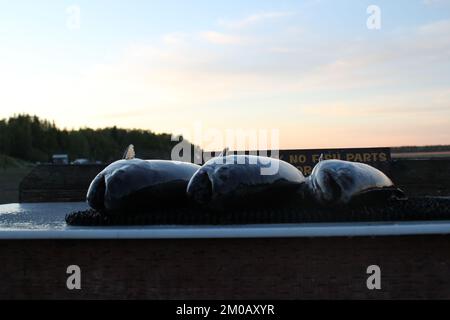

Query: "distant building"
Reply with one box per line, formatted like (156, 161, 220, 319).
(52, 154, 69, 165)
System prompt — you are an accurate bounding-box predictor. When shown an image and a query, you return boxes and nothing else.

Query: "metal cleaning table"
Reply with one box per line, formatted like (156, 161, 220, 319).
(2, 202, 450, 239)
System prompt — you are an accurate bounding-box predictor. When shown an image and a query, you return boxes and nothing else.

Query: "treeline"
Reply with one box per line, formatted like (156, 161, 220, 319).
(0, 114, 185, 163)
(391, 145, 450, 153)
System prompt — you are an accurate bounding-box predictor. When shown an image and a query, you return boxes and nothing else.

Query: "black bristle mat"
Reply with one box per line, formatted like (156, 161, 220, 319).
(65, 197, 450, 226)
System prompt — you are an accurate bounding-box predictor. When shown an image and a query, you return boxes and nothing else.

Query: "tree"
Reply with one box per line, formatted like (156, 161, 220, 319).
(0, 114, 195, 163)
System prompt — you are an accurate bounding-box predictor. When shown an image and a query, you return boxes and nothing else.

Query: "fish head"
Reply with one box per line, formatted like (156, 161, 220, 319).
(86, 172, 107, 211)
(86, 159, 131, 212)
(186, 167, 213, 205)
(308, 160, 355, 205)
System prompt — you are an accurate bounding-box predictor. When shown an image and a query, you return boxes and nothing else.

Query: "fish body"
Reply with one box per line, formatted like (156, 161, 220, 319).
(187, 154, 306, 209)
(87, 158, 200, 213)
(306, 159, 405, 206)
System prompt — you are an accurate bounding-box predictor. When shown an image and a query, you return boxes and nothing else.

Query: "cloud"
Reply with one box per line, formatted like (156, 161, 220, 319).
(423, 0, 450, 5)
(302, 89, 450, 119)
(283, 18, 450, 95)
(2, 10, 450, 147)
(418, 19, 450, 35)
(162, 32, 189, 46)
(218, 11, 295, 29)
(200, 31, 243, 45)
(73, 14, 449, 145)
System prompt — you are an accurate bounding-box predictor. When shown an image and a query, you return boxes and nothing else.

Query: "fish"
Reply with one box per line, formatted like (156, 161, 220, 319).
(87, 145, 200, 213)
(305, 158, 406, 206)
(187, 152, 306, 210)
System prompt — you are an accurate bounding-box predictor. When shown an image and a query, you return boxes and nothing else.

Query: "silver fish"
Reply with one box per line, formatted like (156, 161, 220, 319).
(87, 145, 200, 213)
(187, 154, 306, 209)
(306, 159, 405, 206)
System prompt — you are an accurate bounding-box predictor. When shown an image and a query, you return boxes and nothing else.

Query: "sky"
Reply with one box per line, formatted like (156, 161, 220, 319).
(0, 0, 449, 149)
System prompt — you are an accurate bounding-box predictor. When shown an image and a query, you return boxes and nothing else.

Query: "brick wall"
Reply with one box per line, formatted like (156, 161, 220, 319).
(1, 235, 450, 299)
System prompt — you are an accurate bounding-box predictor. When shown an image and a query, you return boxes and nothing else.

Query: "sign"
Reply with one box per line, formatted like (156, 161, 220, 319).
(207, 147, 391, 176)
(277, 147, 391, 175)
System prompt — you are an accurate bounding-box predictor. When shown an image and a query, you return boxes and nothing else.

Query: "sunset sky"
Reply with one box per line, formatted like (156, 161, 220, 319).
(0, 0, 449, 149)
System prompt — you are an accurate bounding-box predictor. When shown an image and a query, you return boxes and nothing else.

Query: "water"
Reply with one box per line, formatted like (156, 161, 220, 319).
(0, 202, 88, 231)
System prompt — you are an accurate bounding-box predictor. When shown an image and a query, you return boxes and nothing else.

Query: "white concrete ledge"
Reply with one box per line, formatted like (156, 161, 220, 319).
(2, 221, 450, 239)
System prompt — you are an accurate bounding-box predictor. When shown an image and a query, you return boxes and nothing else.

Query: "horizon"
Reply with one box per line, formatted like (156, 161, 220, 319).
(1, 0, 449, 149)
(2, 113, 449, 150)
